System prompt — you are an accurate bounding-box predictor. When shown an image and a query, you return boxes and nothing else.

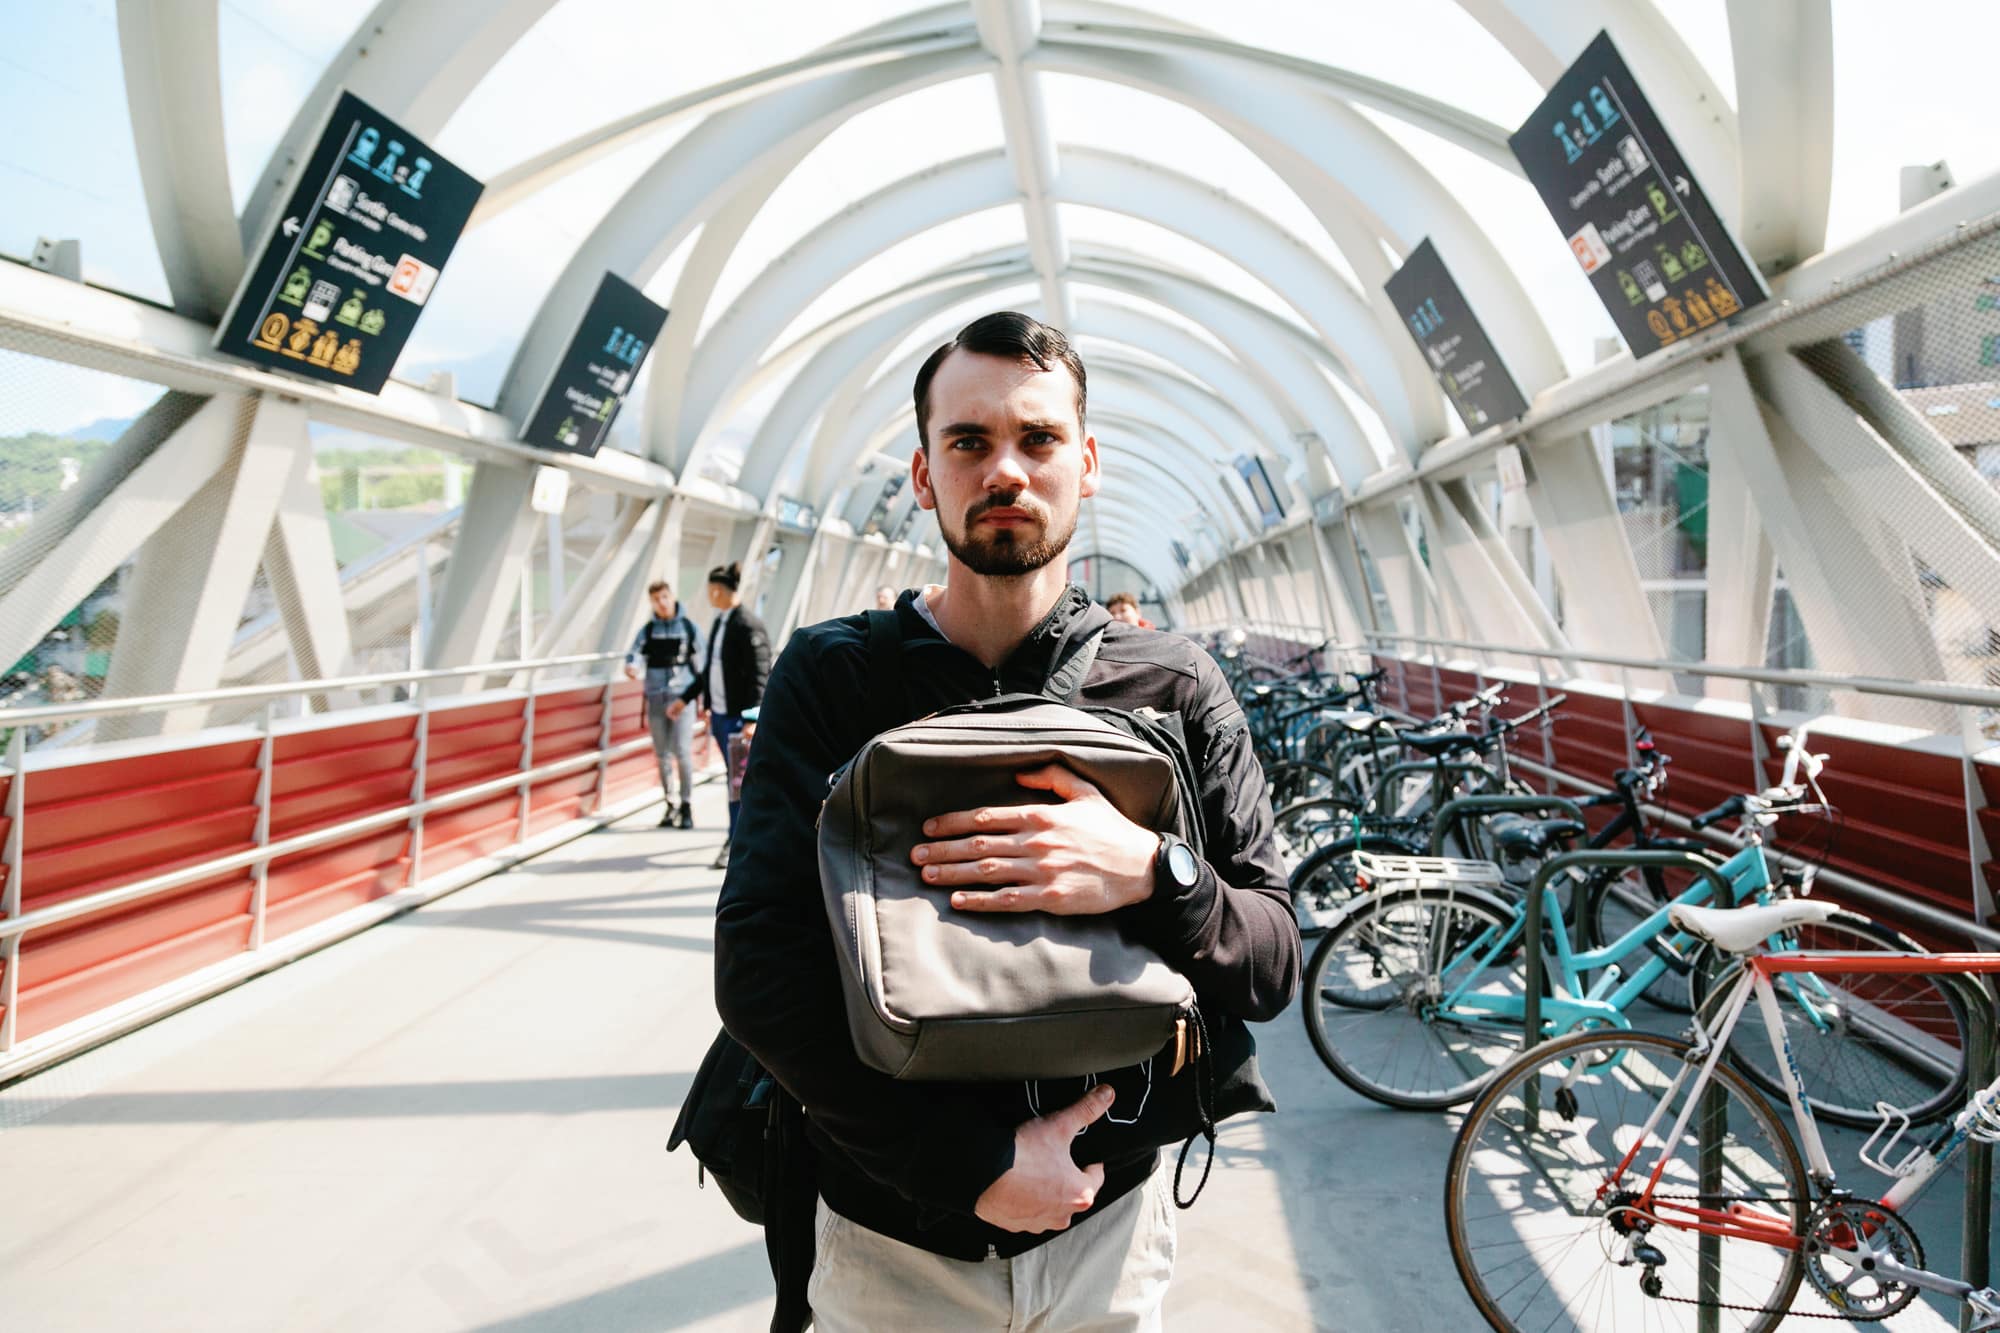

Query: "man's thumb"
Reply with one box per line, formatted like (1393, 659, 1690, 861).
(1055, 1083, 1116, 1133)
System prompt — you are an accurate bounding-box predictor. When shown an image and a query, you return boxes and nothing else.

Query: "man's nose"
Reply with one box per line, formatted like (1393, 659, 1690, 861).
(984, 445, 1030, 491)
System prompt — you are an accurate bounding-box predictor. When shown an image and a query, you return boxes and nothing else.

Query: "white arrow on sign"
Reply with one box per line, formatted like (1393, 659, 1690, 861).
(1674, 175, 1691, 197)
(282, 216, 301, 236)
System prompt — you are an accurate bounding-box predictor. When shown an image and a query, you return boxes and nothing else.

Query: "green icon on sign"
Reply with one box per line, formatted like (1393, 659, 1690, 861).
(278, 265, 312, 306)
(335, 290, 366, 326)
(1617, 270, 1643, 305)
(1657, 246, 1686, 283)
(357, 308, 386, 336)
(1646, 180, 1677, 224)
(1681, 241, 1708, 271)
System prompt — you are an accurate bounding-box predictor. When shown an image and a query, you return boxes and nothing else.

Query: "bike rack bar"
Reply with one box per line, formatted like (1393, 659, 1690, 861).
(1425, 794, 1586, 859)
(1952, 971, 1995, 1333)
(1366, 759, 1492, 817)
(1518, 851, 1738, 1065)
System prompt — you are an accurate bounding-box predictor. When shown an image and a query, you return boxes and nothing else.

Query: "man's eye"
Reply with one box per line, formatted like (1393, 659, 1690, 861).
(1026, 432, 1057, 446)
(951, 437, 984, 450)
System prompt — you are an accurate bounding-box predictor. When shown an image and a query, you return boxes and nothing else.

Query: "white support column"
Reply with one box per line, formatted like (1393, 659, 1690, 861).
(1700, 436, 1774, 700)
(101, 393, 309, 737)
(973, 0, 1075, 328)
(0, 392, 223, 672)
(259, 400, 354, 688)
(1422, 478, 1568, 654)
(528, 494, 650, 656)
(116, 0, 243, 321)
(1707, 350, 1949, 727)
(593, 497, 688, 657)
(1350, 498, 1444, 640)
(1515, 432, 1667, 665)
(426, 461, 540, 687)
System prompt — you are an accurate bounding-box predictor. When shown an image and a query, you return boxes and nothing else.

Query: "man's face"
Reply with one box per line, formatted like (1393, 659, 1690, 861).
(912, 350, 1098, 578)
(650, 590, 674, 617)
(1109, 601, 1141, 626)
(706, 582, 729, 609)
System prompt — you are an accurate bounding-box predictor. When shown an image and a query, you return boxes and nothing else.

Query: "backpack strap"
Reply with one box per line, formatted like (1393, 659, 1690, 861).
(865, 609, 908, 736)
(1042, 625, 1105, 706)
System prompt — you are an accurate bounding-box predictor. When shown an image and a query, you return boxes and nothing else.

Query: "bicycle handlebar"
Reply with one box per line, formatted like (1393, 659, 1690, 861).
(1691, 794, 1748, 830)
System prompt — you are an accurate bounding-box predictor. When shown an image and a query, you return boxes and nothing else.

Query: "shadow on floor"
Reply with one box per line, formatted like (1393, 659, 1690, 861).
(462, 1238, 769, 1333)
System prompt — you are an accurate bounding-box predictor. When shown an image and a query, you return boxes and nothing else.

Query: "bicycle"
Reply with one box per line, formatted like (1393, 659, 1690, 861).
(1300, 726, 1969, 1118)
(1444, 908, 1999, 1331)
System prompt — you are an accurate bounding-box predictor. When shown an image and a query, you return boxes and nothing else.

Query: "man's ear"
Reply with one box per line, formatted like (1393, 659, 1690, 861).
(1079, 431, 1101, 500)
(911, 444, 937, 511)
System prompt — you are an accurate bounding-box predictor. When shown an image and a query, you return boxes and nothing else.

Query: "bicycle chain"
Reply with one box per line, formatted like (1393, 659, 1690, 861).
(1621, 1194, 1870, 1323)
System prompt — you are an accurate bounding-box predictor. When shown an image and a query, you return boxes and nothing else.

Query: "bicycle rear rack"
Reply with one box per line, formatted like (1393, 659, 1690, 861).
(1350, 849, 1504, 890)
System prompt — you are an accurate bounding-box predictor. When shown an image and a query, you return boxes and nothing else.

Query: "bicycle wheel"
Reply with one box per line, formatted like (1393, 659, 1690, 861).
(1288, 832, 1420, 935)
(1689, 910, 1970, 1127)
(1446, 1029, 1808, 1333)
(1270, 795, 1363, 870)
(1302, 885, 1531, 1108)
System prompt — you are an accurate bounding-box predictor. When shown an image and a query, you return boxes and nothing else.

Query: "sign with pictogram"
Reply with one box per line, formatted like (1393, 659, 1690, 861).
(1384, 238, 1530, 431)
(214, 91, 482, 395)
(519, 273, 668, 458)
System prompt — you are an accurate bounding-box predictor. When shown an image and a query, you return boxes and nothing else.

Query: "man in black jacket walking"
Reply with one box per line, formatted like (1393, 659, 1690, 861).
(715, 312, 1298, 1330)
(672, 562, 771, 868)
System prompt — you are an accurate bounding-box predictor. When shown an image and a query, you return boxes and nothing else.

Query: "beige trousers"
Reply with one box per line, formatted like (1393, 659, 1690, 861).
(807, 1167, 1176, 1332)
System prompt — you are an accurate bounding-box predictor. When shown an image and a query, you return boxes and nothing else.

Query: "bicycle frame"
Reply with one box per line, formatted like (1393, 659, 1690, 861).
(1606, 953, 2000, 1279)
(1432, 843, 1770, 1039)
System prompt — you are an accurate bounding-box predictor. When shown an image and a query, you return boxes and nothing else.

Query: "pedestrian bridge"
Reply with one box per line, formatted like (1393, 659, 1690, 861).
(5, 3, 2000, 1329)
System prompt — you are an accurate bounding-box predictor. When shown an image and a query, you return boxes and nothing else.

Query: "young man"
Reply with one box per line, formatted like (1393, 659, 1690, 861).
(671, 563, 771, 869)
(715, 312, 1299, 1330)
(625, 580, 702, 828)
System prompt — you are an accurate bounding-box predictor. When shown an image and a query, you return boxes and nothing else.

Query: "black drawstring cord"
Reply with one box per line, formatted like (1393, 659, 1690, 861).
(1172, 1005, 1216, 1208)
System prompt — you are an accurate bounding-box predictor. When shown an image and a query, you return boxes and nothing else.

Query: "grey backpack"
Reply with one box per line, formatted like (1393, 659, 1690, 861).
(816, 614, 1197, 1081)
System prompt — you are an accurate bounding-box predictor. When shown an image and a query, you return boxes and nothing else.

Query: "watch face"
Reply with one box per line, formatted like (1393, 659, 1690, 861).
(1166, 840, 1200, 888)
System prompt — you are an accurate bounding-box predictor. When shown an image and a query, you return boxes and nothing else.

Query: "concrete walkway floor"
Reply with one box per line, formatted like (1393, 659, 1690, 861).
(0, 785, 1985, 1330)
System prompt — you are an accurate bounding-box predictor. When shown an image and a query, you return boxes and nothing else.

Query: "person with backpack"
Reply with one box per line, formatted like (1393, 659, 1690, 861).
(670, 562, 772, 868)
(712, 312, 1300, 1330)
(624, 579, 703, 829)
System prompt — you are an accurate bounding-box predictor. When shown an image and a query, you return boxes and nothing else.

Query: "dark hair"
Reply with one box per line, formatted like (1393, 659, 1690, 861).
(912, 311, 1086, 449)
(707, 562, 741, 591)
(646, 579, 670, 596)
(1106, 591, 1139, 611)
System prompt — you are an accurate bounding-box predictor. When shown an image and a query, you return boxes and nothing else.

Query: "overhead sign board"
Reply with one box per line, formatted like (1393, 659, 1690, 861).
(1384, 238, 1530, 430)
(1235, 454, 1286, 529)
(1508, 31, 1765, 356)
(215, 91, 482, 395)
(520, 273, 668, 457)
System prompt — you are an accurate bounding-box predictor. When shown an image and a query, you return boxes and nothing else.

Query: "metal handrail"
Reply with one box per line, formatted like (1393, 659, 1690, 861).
(1367, 631, 2000, 713)
(0, 651, 623, 727)
(0, 736, 651, 943)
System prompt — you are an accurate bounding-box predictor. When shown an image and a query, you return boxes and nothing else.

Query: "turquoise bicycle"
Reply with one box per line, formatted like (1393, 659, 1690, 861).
(1301, 729, 1968, 1118)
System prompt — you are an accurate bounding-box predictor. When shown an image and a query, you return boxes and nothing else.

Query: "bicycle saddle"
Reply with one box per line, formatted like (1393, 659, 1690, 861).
(1327, 710, 1385, 733)
(1487, 816, 1587, 859)
(1667, 900, 1840, 955)
(1397, 728, 1477, 757)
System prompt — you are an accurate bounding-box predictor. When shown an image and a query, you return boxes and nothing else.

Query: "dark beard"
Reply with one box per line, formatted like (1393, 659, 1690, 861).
(941, 493, 1078, 577)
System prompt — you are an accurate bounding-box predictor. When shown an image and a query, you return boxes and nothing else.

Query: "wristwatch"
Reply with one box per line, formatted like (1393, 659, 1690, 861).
(1155, 832, 1201, 893)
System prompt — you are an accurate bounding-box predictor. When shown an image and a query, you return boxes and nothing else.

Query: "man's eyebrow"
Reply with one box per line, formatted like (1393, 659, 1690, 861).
(936, 421, 989, 438)
(1015, 420, 1068, 434)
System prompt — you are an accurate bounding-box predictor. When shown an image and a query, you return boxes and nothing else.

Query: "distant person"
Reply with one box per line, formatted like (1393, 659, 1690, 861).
(625, 580, 703, 829)
(1106, 591, 1153, 629)
(873, 585, 897, 611)
(671, 562, 772, 869)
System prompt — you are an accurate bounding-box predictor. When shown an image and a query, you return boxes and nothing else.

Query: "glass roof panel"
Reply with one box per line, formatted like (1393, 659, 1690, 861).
(698, 74, 1006, 338)
(775, 206, 1026, 349)
(436, 0, 943, 178)
(1126, 0, 1542, 126)
(390, 120, 692, 407)
(217, 1, 362, 212)
(1038, 72, 1365, 295)
(0, 2, 169, 303)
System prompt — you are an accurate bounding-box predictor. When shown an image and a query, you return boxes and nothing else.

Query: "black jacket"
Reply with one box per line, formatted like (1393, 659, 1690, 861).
(714, 585, 1299, 1261)
(684, 605, 772, 714)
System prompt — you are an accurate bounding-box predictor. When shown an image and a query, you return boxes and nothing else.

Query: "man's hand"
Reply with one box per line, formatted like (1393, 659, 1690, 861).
(911, 765, 1157, 915)
(666, 699, 685, 720)
(974, 1084, 1115, 1233)
(624, 664, 641, 681)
